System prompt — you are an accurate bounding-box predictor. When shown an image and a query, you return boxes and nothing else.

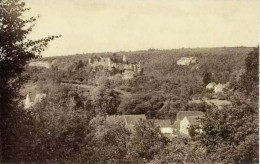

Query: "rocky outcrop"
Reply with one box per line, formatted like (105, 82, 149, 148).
(177, 57, 198, 66)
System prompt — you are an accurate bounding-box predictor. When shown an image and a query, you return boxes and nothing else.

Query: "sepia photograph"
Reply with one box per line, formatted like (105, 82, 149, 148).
(0, 0, 259, 163)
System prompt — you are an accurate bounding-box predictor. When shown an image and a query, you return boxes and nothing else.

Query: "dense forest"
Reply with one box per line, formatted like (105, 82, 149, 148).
(23, 47, 253, 119)
(13, 47, 257, 163)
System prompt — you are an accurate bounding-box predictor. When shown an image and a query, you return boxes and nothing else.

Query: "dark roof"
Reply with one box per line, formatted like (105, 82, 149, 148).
(106, 115, 125, 122)
(177, 111, 204, 120)
(106, 115, 146, 126)
(185, 116, 201, 125)
(154, 119, 172, 127)
(124, 115, 146, 126)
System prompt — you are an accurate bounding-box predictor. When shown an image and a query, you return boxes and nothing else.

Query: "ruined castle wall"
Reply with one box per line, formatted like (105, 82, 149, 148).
(91, 58, 111, 68)
(122, 70, 135, 79)
(89, 56, 142, 76)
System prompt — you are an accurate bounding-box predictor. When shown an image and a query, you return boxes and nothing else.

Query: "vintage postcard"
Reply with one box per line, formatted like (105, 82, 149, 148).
(0, 0, 259, 163)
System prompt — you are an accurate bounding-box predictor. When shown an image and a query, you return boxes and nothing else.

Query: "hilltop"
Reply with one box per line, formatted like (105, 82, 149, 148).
(31, 47, 252, 81)
(22, 47, 254, 119)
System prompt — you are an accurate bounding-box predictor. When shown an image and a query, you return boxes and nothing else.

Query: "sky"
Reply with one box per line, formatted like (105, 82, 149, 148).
(23, 0, 259, 57)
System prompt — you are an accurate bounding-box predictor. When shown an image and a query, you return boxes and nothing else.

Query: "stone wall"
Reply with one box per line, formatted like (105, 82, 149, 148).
(89, 56, 142, 78)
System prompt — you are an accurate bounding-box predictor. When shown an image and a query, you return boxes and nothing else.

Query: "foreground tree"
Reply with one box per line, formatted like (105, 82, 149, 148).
(240, 47, 259, 94)
(89, 116, 131, 163)
(29, 86, 90, 162)
(151, 137, 196, 164)
(193, 95, 258, 164)
(128, 120, 169, 162)
(0, 0, 60, 161)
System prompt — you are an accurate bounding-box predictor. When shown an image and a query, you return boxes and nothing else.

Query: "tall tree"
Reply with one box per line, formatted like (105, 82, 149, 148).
(240, 47, 259, 94)
(193, 95, 258, 164)
(89, 116, 131, 163)
(128, 120, 169, 162)
(0, 0, 60, 161)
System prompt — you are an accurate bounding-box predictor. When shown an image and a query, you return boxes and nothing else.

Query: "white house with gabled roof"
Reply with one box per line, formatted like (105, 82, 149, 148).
(173, 111, 204, 137)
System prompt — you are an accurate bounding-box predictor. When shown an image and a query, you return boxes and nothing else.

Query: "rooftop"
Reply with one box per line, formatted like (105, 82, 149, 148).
(185, 116, 202, 125)
(154, 119, 173, 127)
(177, 111, 204, 120)
(107, 114, 147, 126)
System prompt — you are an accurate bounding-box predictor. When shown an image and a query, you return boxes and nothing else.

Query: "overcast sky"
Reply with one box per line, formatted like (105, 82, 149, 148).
(23, 0, 259, 57)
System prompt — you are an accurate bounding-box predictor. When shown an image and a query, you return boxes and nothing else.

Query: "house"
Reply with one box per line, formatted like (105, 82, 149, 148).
(173, 111, 204, 137)
(172, 119, 181, 133)
(154, 119, 174, 137)
(206, 82, 217, 90)
(106, 114, 146, 131)
(24, 93, 33, 109)
(206, 82, 228, 93)
(214, 83, 228, 93)
(107, 115, 176, 137)
(179, 116, 202, 136)
(177, 111, 204, 120)
(24, 92, 47, 109)
(123, 115, 147, 127)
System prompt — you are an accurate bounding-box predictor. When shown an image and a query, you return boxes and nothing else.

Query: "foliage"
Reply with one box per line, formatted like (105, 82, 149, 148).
(1, 4, 257, 162)
(158, 95, 188, 119)
(12, 84, 92, 162)
(190, 48, 259, 164)
(0, 0, 60, 88)
(192, 91, 258, 164)
(240, 47, 259, 94)
(128, 120, 169, 161)
(9, 47, 259, 163)
(202, 71, 213, 86)
(91, 85, 121, 115)
(151, 137, 196, 164)
(12, 82, 131, 163)
(0, 0, 60, 161)
(17, 46, 257, 163)
(117, 94, 164, 118)
(88, 116, 131, 163)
